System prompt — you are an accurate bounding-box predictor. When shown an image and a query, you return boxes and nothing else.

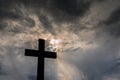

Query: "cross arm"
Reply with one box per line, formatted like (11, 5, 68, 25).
(44, 51, 57, 59)
(25, 49, 39, 57)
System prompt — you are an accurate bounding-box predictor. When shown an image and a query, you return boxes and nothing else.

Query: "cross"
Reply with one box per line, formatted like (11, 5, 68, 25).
(25, 39, 57, 80)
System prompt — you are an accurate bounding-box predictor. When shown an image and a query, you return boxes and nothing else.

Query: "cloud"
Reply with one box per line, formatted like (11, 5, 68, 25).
(66, 39, 120, 80)
(28, 75, 36, 80)
(103, 8, 120, 25)
(18, 0, 93, 23)
(98, 7, 120, 37)
(48, 0, 91, 22)
(39, 15, 55, 34)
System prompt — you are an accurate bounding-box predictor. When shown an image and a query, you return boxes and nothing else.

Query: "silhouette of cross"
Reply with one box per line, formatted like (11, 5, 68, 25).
(25, 39, 57, 80)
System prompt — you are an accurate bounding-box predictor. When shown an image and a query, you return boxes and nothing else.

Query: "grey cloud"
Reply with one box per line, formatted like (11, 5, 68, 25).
(103, 62, 120, 75)
(24, 18, 35, 28)
(0, 2, 35, 32)
(83, 46, 120, 80)
(0, 22, 7, 30)
(45, 0, 92, 23)
(96, 23, 120, 38)
(104, 23, 120, 37)
(0, 64, 7, 75)
(39, 15, 55, 34)
(101, 63, 120, 80)
(0, 0, 106, 24)
(0, 45, 37, 80)
(0, 0, 103, 34)
(44, 0, 106, 23)
(15, 0, 93, 23)
(97, 6, 120, 37)
(62, 40, 120, 80)
(28, 75, 36, 80)
(51, 0, 91, 16)
(0, 12, 35, 33)
(104, 8, 120, 25)
(0, 9, 21, 20)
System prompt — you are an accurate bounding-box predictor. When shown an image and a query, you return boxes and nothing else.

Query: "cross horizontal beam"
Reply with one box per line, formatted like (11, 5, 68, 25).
(44, 51, 57, 59)
(25, 49, 38, 57)
(25, 49, 57, 58)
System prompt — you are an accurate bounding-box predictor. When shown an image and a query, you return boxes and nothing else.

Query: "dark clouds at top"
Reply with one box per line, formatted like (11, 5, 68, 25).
(48, 0, 91, 22)
(0, 0, 106, 34)
(0, 0, 95, 35)
(0, 0, 94, 23)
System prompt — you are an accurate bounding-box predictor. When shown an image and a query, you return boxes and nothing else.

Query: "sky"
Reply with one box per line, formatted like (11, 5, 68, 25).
(0, 0, 120, 80)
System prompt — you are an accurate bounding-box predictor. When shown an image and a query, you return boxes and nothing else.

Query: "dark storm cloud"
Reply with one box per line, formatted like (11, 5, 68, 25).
(105, 24, 120, 37)
(0, 22, 7, 30)
(46, 0, 92, 23)
(0, 0, 106, 23)
(51, 0, 91, 16)
(0, 0, 103, 34)
(38, 0, 105, 23)
(104, 8, 120, 25)
(96, 23, 120, 37)
(98, 7, 120, 37)
(0, 0, 94, 35)
(0, 0, 13, 7)
(0, 9, 21, 20)
(0, 0, 93, 21)
(21, 0, 92, 17)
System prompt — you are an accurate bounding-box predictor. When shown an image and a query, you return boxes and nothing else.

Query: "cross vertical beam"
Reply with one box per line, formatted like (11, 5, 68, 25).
(37, 39, 45, 80)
